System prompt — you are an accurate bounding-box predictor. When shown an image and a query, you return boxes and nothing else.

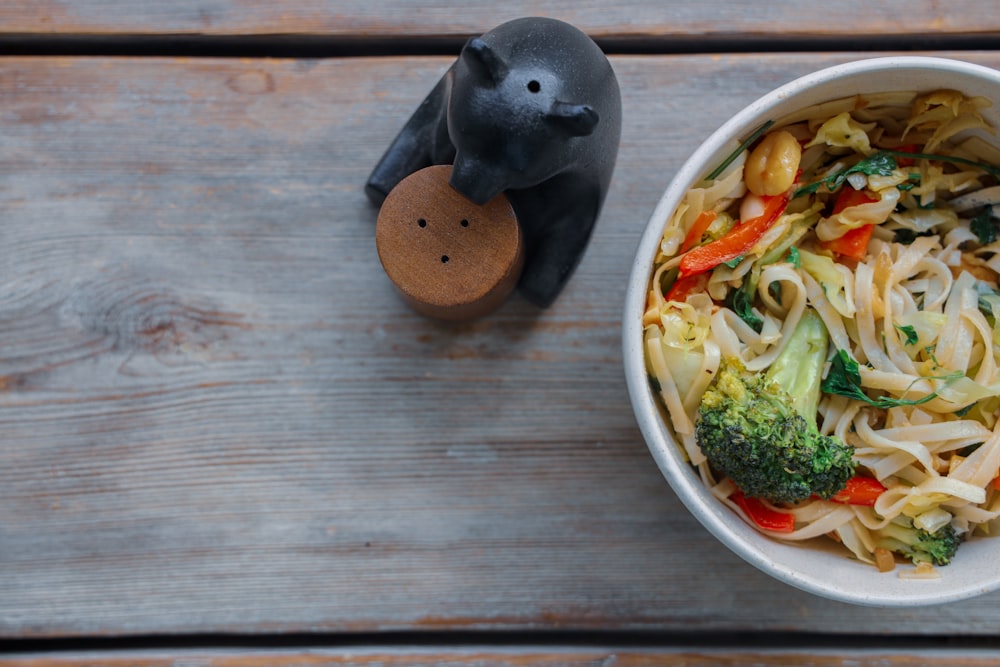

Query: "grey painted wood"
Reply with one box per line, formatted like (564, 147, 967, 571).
(1, 1, 998, 40)
(3, 52, 1000, 639)
(3, 647, 998, 667)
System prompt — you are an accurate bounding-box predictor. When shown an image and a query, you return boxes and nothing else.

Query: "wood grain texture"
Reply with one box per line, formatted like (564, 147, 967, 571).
(4, 52, 1000, 639)
(0, 0, 998, 40)
(4, 647, 1000, 667)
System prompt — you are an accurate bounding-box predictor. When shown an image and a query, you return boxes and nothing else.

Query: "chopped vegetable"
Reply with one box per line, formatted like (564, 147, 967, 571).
(696, 310, 855, 504)
(830, 476, 886, 506)
(665, 272, 709, 303)
(970, 208, 998, 245)
(821, 349, 957, 409)
(731, 491, 795, 533)
(882, 148, 1000, 179)
(892, 144, 919, 167)
(873, 516, 961, 566)
(832, 188, 878, 217)
(894, 324, 919, 346)
(786, 246, 801, 268)
(820, 223, 875, 260)
(705, 119, 775, 181)
(725, 273, 763, 333)
(679, 210, 719, 253)
(819, 188, 879, 259)
(795, 152, 898, 197)
(677, 193, 789, 278)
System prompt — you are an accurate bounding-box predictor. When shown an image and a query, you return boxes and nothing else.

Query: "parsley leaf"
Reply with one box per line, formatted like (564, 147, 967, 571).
(978, 287, 1000, 320)
(787, 246, 801, 268)
(821, 349, 955, 409)
(955, 402, 977, 418)
(795, 152, 898, 198)
(971, 208, 998, 245)
(725, 280, 763, 333)
(893, 228, 935, 245)
(894, 324, 919, 346)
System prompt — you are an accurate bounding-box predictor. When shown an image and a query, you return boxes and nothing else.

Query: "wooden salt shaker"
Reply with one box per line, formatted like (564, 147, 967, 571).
(375, 165, 524, 321)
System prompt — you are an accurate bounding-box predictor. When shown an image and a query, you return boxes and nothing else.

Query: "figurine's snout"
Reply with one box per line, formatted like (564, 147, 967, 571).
(449, 155, 506, 205)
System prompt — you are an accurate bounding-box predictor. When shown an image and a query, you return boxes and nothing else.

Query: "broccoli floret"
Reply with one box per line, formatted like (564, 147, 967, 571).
(695, 308, 855, 504)
(874, 516, 961, 566)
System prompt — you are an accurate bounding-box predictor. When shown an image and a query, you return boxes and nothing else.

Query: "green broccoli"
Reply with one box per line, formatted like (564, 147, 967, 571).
(874, 516, 961, 566)
(695, 308, 855, 504)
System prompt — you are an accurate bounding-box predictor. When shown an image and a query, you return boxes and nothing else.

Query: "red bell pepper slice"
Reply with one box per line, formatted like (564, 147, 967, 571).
(819, 188, 878, 260)
(831, 187, 878, 216)
(731, 490, 795, 533)
(893, 143, 920, 167)
(665, 271, 709, 303)
(678, 194, 788, 279)
(679, 210, 718, 254)
(821, 224, 875, 260)
(829, 475, 886, 506)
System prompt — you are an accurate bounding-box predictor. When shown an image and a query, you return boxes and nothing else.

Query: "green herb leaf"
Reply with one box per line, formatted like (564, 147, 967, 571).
(821, 349, 955, 409)
(725, 282, 763, 333)
(722, 255, 745, 269)
(955, 403, 977, 418)
(971, 208, 998, 245)
(795, 152, 899, 198)
(787, 246, 801, 268)
(894, 324, 919, 346)
(768, 281, 783, 304)
(893, 228, 937, 245)
(978, 289, 1000, 320)
(705, 120, 775, 181)
(881, 148, 1000, 179)
(821, 350, 870, 402)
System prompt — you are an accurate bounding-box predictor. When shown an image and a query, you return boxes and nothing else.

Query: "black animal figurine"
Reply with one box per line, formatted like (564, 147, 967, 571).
(365, 17, 621, 308)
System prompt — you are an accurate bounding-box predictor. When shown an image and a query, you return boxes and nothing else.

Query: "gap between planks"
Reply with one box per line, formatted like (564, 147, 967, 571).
(2, 646, 1000, 667)
(0, 31, 998, 59)
(4, 630, 1000, 658)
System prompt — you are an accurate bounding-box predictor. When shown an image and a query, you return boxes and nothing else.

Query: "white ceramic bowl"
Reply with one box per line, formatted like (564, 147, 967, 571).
(623, 56, 1000, 606)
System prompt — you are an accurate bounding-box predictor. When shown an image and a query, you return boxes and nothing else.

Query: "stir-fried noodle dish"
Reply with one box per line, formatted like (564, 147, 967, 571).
(643, 89, 1000, 575)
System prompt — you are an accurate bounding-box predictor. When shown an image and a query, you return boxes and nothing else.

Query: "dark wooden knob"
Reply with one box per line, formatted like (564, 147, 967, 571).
(376, 165, 524, 321)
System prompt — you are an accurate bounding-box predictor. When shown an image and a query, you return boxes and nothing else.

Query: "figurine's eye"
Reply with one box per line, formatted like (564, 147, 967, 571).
(417, 218, 427, 228)
(460, 219, 469, 227)
(527, 80, 541, 93)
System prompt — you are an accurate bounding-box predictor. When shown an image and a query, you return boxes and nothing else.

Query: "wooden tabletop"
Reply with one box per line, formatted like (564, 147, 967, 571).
(4, 3, 1000, 666)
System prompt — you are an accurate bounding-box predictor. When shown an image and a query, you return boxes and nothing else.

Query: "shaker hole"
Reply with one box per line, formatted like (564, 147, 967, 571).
(527, 80, 541, 93)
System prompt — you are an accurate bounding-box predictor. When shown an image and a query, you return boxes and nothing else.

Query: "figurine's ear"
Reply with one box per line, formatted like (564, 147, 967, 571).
(547, 101, 599, 137)
(461, 37, 508, 86)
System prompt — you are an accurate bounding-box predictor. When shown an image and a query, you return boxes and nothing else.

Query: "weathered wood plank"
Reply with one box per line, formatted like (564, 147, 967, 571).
(0, 1, 998, 40)
(3, 649, 1000, 667)
(4, 52, 1000, 639)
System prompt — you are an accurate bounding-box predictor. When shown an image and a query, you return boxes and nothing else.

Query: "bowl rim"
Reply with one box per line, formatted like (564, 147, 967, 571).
(623, 55, 1000, 606)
